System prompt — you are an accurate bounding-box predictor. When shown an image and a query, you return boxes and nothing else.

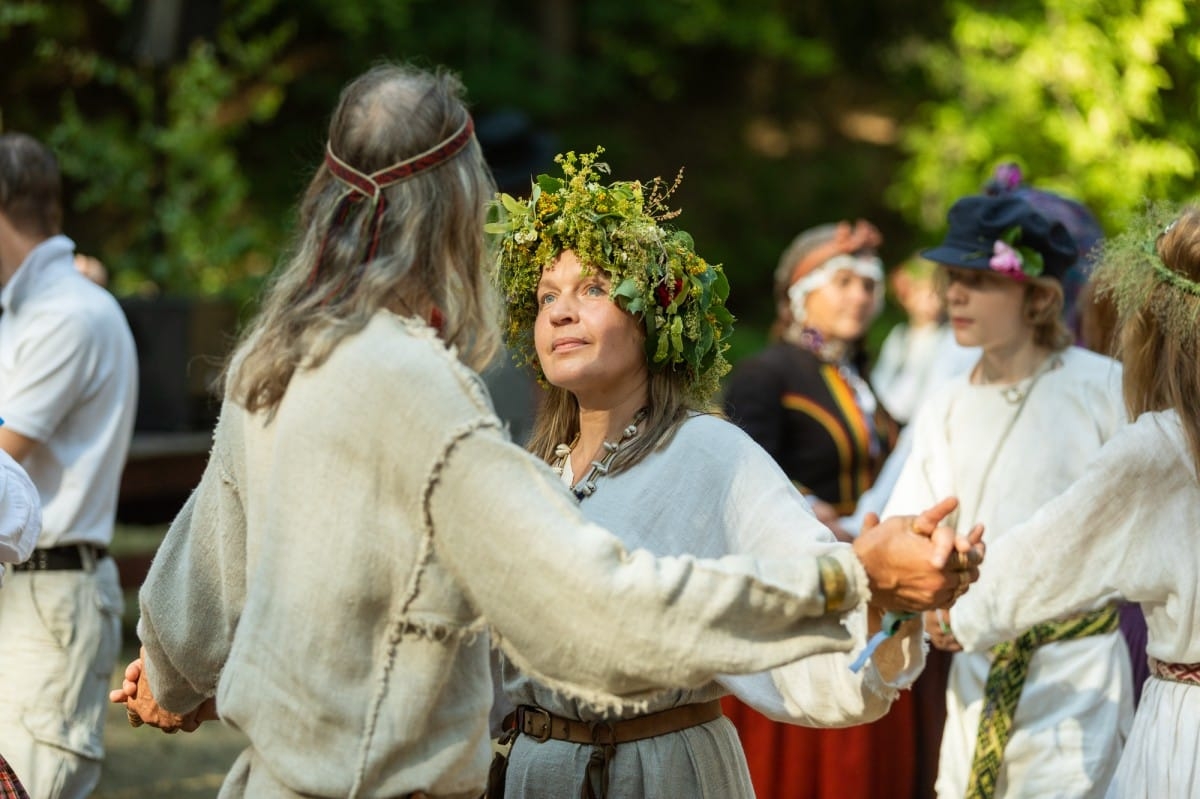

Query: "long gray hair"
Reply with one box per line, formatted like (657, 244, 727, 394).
(228, 64, 500, 414)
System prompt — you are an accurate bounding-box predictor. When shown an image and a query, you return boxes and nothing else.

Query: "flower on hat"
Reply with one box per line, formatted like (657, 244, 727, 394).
(486, 148, 734, 402)
(989, 240, 1024, 277)
(988, 226, 1044, 280)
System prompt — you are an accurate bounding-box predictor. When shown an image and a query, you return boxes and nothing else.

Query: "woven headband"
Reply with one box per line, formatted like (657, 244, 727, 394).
(789, 219, 883, 287)
(311, 115, 475, 294)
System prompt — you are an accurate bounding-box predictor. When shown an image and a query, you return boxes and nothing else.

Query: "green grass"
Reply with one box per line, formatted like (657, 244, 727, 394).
(109, 524, 169, 558)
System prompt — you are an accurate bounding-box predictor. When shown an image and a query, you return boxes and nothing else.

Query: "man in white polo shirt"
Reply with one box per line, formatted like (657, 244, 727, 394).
(0, 133, 137, 798)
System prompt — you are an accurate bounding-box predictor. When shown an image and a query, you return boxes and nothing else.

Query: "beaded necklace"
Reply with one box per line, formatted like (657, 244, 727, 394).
(555, 408, 649, 500)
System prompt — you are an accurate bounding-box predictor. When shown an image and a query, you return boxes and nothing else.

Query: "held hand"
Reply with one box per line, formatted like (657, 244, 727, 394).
(853, 498, 985, 612)
(108, 656, 142, 705)
(924, 609, 962, 652)
(110, 647, 213, 733)
(810, 500, 854, 543)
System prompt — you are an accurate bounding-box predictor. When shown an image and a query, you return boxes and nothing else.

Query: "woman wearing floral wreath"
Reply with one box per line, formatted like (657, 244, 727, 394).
(883, 193, 1134, 798)
(487, 150, 985, 799)
(932, 202, 1200, 797)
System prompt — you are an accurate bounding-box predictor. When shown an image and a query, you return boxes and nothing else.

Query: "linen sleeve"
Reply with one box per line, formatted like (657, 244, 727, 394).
(426, 423, 871, 707)
(714, 437, 925, 725)
(948, 415, 1177, 652)
(0, 449, 41, 566)
(137, 407, 247, 714)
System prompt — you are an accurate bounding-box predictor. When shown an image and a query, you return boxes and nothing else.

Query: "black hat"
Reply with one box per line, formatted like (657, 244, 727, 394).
(921, 194, 1078, 281)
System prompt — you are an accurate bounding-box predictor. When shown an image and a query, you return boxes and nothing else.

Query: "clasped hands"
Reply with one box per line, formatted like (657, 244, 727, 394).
(112, 498, 981, 732)
(851, 496, 985, 615)
(108, 646, 218, 733)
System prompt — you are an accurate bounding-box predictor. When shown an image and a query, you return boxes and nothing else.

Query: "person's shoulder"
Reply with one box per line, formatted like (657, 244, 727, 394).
(1057, 346, 1123, 397)
(326, 312, 495, 417)
(669, 412, 780, 465)
(1097, 410, 1185, 476)
(726, 343, 809, 396)
(1060, 345, 1119, 371)
(674, 412, 746, 445)
(24, 274, 126, 331)
(1129, 410, 1184, 449)
(731, 341, 802, 372)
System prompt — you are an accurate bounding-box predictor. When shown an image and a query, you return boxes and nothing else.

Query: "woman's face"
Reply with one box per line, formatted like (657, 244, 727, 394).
(803, 268, 878, 343)
(942, 266, 1029, 352)
(534, 250, 648, 404)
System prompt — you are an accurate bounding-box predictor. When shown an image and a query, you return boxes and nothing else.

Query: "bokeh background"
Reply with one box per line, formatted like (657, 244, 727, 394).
(4, 0, 1200, 360)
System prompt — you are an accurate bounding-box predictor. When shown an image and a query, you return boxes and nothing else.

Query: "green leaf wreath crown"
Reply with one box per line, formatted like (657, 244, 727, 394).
(486, 148, 734, 402)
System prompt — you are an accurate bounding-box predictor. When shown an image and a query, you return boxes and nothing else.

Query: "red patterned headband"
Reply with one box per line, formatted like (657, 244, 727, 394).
(311, 115, 475, 294)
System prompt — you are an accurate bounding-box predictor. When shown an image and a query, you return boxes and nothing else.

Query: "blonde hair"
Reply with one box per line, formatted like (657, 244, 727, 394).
(227, 64, 499, 414)
(1022, 277, 1073, 351)
(1113, 206, 1200, 475)
(526, 367, 713, 476)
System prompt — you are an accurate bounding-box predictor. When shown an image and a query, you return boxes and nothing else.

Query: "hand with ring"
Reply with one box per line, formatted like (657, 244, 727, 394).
(853, 497, 986, 612)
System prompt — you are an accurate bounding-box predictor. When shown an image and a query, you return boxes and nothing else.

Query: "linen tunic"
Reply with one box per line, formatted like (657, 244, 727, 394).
(138, 312, 881, 799)
(501, 414, 924, 798)
(948, 410, 1200, 798)
(884, 346, 1133, 798)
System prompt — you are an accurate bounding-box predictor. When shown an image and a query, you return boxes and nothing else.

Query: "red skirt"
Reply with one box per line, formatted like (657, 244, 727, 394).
(721, 691, 917, 799)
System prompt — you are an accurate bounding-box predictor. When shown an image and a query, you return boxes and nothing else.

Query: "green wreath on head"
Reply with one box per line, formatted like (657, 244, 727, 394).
(486, 148, 734, 403)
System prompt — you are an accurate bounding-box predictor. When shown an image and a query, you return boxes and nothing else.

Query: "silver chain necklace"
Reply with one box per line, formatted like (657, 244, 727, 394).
(555, 408, 648, 500)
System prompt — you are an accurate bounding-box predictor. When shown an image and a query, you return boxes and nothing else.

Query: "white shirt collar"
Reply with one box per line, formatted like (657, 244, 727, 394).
(1, 235, 76, 314)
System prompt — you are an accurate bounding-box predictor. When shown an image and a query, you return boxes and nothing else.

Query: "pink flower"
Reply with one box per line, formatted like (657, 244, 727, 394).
(989, 240, 1026, 278)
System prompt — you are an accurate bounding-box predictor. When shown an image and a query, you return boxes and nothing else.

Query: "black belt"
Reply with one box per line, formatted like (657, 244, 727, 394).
(12, 544, 109, 572)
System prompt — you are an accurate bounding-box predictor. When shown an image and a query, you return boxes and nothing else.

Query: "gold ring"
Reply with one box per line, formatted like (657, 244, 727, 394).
(950, 550, 971, 571)
(127, 706, 144, 728)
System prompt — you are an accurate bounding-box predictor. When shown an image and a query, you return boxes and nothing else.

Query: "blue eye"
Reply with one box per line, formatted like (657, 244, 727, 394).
(586, 284, 607, 297)
(538, 293, 555, 306)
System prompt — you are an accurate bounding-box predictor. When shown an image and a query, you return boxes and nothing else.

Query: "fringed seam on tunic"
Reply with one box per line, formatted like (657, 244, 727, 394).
(347, 416, 501, 798)
(393, 313, 497, 416)
(394, 617, 489, 645)
(488, 629, 661, 718)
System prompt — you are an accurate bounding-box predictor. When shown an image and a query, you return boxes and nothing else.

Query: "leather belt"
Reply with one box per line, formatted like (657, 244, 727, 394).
(12, 544, 109, 572)
(515, 699, 723, 745)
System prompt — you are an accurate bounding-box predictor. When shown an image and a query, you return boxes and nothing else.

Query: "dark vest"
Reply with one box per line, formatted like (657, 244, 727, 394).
(724, 342, 895, 514)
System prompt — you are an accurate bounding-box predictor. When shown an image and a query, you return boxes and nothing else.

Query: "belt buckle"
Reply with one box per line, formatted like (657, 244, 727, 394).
(521, 706, 553, 743)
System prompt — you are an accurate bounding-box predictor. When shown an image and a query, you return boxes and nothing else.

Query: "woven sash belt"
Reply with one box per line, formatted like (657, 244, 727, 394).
(514, 700, 723, 799)
(965, 605, 1120, 799)
(1149, 657, 1200, 686)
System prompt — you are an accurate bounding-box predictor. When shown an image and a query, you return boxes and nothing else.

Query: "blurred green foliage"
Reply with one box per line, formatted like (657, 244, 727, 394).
(2, 0, 1198, 353)
(890, 0, 1200, 234)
